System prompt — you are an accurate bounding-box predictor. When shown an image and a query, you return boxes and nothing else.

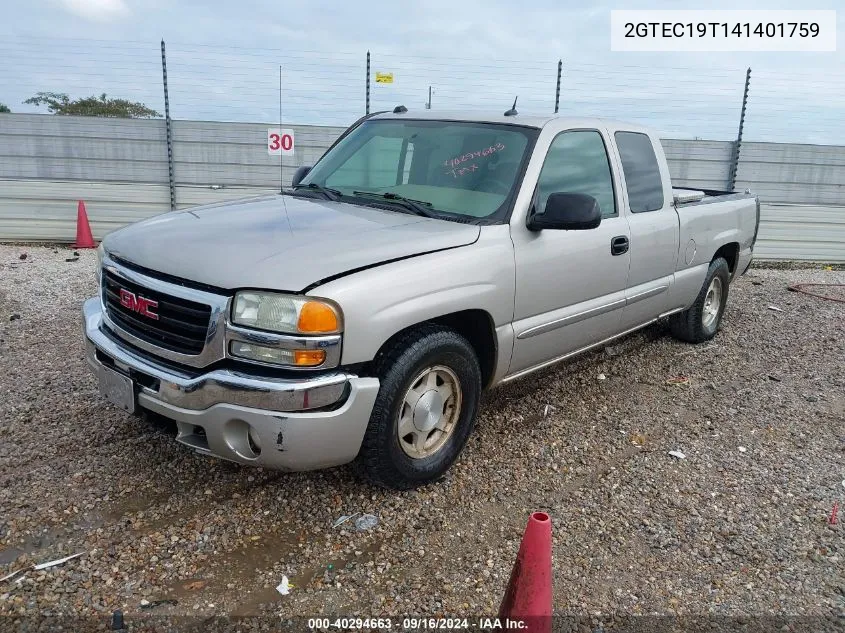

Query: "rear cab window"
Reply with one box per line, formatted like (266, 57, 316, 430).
(614, 131, 664, 213)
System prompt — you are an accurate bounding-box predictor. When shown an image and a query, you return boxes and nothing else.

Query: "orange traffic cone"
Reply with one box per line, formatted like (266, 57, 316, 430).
(74, 200, 95, 248)
(499, 512, 553, 633)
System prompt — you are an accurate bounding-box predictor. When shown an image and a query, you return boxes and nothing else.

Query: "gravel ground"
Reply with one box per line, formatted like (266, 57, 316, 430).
(0, 244, 843, 631)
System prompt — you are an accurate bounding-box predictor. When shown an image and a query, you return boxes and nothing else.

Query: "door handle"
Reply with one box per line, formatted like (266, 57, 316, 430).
(611, 235, 629, 256)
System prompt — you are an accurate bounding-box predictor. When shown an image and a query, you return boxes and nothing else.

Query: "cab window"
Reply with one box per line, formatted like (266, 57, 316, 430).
(615, 131, 665, 213)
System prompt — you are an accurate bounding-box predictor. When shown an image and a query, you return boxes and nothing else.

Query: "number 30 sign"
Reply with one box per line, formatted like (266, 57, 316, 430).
(267, 128, 295, 155)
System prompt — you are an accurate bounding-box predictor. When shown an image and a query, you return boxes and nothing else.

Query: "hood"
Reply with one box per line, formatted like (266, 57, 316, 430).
(104, 194, 480, 291)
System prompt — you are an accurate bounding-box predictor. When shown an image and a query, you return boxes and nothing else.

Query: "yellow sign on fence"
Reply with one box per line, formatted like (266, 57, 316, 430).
(375, 72, 394, 84)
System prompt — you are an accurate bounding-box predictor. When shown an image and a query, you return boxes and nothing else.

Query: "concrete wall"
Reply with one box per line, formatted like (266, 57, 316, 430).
(0, 113, 842, 261)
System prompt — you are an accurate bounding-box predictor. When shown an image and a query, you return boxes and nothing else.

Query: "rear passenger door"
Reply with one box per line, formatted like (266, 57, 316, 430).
(509, 129, 630, 376)
(613, 130, 679, 329)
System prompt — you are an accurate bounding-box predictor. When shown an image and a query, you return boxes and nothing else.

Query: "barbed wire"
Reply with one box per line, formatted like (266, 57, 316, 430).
(0, 36, 842, 144)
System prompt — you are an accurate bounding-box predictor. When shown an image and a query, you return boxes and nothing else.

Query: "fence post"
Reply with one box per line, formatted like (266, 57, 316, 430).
(728, 67, 751, 192)
(160, 39, 176, 210)
(554, 60, 562, 114)
(365, 50, 371, 114)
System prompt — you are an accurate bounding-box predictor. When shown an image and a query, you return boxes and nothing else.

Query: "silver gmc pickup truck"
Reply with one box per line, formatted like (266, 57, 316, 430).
(83, 110, 759, 489)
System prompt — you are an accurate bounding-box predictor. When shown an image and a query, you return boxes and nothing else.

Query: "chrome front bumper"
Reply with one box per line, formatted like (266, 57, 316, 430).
(83, 297, 380, 471)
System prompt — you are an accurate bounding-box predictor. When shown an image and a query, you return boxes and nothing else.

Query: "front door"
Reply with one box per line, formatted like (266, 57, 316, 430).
(509, 129, 630, 377)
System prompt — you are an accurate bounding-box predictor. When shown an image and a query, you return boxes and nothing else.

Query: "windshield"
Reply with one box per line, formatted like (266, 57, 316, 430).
(300, 119, 537, 223)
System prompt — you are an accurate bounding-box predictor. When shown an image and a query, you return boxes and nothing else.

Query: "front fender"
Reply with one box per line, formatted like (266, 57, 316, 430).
(309, 225, 515, 369)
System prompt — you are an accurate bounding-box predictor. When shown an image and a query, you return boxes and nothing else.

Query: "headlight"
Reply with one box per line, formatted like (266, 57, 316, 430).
(231, 291, 342, 335)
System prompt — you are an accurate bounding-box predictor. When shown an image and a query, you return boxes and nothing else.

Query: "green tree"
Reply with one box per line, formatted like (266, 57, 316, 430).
(0, 103, 10, 113)
(24, 92, 160, 118)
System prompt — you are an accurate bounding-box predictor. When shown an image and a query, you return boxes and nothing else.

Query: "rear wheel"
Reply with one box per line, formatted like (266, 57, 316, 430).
(356, 324, 481, 489)
(670, 257, 730, 343)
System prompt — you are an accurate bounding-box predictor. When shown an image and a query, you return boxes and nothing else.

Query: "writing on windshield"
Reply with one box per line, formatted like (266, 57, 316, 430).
(443, 143, 506, 179)
(446, 163, 480, 179)
(442, 143, 506, 169)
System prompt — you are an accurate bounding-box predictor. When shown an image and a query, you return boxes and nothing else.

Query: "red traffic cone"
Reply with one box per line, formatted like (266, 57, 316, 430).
(74, 200, 96, 249)
(499, 512, 552, 633)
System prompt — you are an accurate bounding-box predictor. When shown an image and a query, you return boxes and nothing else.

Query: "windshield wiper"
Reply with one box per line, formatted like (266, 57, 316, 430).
(352, 191, 436, 218)
(290, 182, 342, 202)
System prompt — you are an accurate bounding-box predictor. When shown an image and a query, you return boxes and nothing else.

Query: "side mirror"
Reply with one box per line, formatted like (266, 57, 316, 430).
(528, 192, 602, 231)
(291, 166, 312, 188)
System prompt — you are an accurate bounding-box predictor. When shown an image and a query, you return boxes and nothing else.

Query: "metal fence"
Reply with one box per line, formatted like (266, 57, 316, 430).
(0, 113, 843, 261)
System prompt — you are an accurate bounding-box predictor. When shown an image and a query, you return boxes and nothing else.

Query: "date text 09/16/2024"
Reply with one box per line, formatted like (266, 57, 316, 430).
(306, 617, 528, 630)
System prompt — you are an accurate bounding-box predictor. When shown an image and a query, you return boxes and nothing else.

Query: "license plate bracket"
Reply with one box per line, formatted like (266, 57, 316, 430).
(98, 364, 136, 414)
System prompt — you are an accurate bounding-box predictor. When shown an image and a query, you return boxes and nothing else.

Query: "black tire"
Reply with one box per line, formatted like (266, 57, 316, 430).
(670, 257, 730, 343)
(356, 324, 482, 489)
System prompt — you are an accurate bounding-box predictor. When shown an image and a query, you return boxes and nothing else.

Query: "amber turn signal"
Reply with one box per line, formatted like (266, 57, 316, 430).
(297, 301, 340, 333)
(293, 349, 327, 366)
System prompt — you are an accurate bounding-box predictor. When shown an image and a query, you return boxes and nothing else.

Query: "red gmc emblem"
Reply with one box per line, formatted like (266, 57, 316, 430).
(119, 288, 159, 320)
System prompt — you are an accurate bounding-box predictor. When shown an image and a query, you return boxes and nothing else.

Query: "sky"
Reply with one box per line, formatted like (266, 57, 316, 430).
(1, 0, 843, 142)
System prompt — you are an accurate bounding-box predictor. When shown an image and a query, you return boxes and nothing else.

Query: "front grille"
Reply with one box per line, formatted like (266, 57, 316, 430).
(103, 269, 212, 355)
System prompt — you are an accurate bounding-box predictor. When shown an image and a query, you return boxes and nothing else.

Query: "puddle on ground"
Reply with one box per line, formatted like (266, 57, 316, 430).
(101, 472, 288, 530)
(150, 525, 304, 615)
(229, 537, 386, 616)
(0, 547, 23, 566)
(0, 511, 104, 567)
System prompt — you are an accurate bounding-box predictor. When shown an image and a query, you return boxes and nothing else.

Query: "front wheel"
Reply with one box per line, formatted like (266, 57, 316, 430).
(356, 325, 482, 489)
(670, 257, 730, 343)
